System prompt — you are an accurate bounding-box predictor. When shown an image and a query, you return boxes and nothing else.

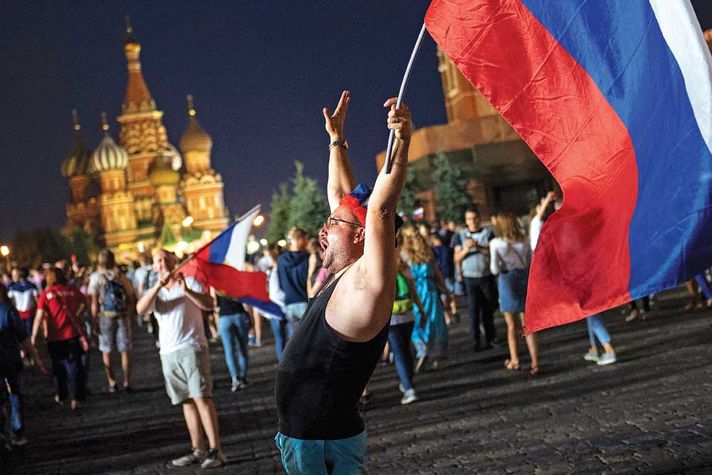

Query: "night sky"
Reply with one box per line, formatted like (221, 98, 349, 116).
(1, 1, 712, 242)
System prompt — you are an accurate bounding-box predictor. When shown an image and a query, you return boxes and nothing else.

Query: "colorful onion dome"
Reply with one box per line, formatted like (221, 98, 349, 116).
(61, 110, 92, 177)
(90, 112, 129, 172)
(179, 94, 213, 154)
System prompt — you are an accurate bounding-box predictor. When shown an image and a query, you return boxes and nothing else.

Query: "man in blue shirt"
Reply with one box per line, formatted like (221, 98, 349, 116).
(276, 227, 310, 339)
(0, 286, 45, 447)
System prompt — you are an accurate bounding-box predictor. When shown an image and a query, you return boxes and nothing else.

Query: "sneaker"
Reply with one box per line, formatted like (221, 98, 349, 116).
(597, 352, 617, 366)
(415, 353, 428, 373)
(10, 435, 28, 447)
(248, 335, 257, 347)
(583, 350, 599, 362)
(172, 448, 206, 467)
(201, 448, 227, 469)
(231, 377, 240, 393)
(625, 309, 639, 322)
(239, 379, 249, 389)
(400, 389, 418, 405)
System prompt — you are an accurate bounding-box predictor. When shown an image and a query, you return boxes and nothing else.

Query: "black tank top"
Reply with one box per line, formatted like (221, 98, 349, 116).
(275, 274, 389, 440)
(216, 295, 246, 316)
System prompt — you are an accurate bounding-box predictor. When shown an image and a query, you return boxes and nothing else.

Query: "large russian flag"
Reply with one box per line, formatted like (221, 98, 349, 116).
(185, 205, 284, 319)
(426, 1, 712, 332)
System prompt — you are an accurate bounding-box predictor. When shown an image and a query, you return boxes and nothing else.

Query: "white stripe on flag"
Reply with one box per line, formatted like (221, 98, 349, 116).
(224, 206, 260, 270)
(650, 0, 712, 155)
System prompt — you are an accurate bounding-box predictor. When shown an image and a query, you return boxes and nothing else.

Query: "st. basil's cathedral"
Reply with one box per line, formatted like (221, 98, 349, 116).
(60, 24, 228, 259)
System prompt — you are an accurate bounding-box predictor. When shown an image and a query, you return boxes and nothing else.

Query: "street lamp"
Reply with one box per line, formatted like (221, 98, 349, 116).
(0, 245, 10, 273)
(182, 216, 194, 227)
(253, 214, 265, 227)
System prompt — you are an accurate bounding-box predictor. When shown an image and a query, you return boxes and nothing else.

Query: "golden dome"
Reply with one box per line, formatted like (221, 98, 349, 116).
(179, 95, 213, 153)
(149, 156, 180, 187)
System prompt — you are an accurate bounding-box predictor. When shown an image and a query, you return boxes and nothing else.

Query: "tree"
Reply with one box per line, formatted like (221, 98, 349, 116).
(433, 153, 471, 223)
(288, 161, 329, 236)
(267, 182, 292, 243)
(398, 167, 421, 218)
(11, 228, 70, 268)
(65, 228, 98, 266)
(159, 222, 177, 248)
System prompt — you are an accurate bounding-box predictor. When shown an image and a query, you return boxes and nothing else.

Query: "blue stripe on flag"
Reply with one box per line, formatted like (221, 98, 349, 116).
(521, 0, 712, 297)
(208, 223, 234, 264)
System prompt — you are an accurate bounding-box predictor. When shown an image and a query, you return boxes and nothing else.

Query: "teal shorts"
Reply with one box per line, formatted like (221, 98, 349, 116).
(275, 431, 367, 474)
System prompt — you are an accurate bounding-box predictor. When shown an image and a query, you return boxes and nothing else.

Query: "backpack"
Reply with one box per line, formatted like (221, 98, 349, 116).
(392, 272, 413, 315)
(101, 275, 126, 317)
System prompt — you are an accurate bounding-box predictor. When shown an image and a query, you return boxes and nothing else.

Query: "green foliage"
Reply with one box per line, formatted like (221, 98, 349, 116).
(288, 161, 329, 236)
(267, 162, 330, 241)
(398, 167, 421, 218)
(11, 228, 70, 268)
(433, 153, 471, 223)
(159, 222, 177, 247)
(65, 228, 98, 266)
(266, 182, 292, 243)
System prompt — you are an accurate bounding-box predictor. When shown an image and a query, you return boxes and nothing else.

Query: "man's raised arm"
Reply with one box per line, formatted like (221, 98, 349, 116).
(361, 98, 412, 285)
(324, 90, 356, 211)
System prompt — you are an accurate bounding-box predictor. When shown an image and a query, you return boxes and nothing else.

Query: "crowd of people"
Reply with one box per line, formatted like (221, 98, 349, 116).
(2, 93, 712, 473)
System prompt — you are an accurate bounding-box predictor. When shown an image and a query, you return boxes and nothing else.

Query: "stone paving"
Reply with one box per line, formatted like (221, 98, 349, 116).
(4, 288, 712, 474)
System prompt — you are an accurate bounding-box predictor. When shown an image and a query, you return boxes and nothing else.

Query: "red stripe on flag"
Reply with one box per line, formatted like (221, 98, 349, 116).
(425, 0, 637, 332)
(196, 260, 270, 302)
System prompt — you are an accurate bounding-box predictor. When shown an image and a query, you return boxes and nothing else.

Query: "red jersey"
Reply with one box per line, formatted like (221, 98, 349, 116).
(37, 284, 86, 342)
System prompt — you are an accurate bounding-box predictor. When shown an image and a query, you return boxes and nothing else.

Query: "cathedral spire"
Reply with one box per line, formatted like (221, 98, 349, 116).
(122, 19, 155, 113)
(100, 111, 109, 133)
(187, 94, 196, 116)
(180, 94, 213, 155)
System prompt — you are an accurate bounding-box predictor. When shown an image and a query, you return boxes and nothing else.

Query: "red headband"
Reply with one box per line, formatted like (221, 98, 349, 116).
(339, 194, 368, 226)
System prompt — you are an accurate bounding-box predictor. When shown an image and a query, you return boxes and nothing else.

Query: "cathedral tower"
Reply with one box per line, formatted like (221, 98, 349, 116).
(179, 95, 228, 232)
(61, 110, 95, 231)
(91, 113, 138, 246)
(116, 20, 176, 233)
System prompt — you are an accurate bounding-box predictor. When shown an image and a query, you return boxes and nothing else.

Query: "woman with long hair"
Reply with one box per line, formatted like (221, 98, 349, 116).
(32, 267, 88, 410)
(489, 212, 539, 375)
(401, 225, 450, 372)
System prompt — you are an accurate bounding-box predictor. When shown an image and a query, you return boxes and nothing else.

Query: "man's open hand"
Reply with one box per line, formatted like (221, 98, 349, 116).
(323, 90, 350, 140)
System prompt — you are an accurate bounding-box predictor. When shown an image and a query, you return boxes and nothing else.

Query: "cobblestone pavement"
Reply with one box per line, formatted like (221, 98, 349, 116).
(4, 289, 712, 474)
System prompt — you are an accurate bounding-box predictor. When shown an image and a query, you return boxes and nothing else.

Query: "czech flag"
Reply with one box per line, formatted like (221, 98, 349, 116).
(187, 205, 284, 319)
(425, 1, 712, 332)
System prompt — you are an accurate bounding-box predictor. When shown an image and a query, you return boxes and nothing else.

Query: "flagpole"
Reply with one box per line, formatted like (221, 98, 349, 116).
(384, 23, 428, 174)
(172, 204, 261, 273)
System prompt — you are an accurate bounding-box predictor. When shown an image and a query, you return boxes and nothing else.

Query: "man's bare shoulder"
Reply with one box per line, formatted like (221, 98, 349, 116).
(325, 257, 396, 341)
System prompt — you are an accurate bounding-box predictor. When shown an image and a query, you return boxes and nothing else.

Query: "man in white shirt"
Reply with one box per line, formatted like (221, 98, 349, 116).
(136, 249, 226, 469)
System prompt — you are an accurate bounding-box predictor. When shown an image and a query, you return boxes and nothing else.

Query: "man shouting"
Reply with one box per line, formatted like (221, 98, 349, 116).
(275, 91, 411, 473)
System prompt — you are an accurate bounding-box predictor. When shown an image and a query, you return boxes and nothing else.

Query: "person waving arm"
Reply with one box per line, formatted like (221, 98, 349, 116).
(327, 99, 412, 341)
(324, 90, 356, 211)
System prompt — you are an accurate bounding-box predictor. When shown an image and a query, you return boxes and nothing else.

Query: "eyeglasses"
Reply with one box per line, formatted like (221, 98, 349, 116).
(324, 216, 363, 229)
